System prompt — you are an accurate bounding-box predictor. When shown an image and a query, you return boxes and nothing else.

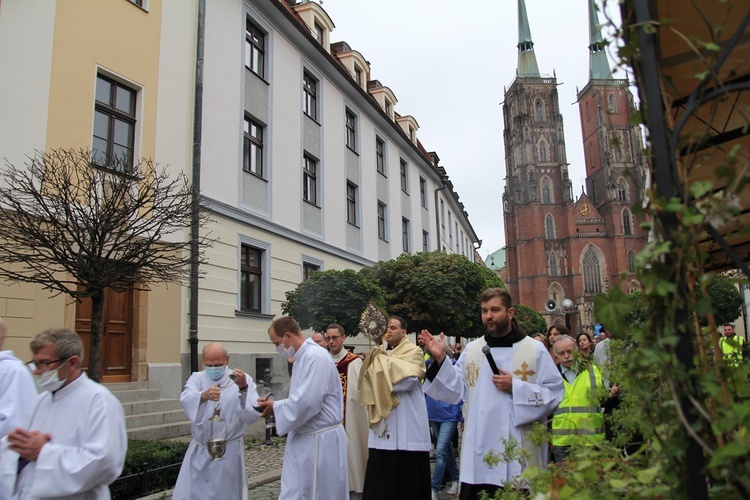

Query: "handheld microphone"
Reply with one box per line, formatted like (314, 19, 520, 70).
(481, 345, 500, 375)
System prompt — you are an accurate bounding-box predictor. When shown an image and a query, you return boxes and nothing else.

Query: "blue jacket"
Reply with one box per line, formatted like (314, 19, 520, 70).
(425, 358, 463, 422)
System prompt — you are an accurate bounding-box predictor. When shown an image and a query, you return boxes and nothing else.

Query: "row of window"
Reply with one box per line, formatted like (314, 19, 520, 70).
(547, 248, 636, 282)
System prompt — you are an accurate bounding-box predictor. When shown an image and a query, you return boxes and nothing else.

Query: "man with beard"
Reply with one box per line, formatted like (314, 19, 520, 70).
(419, 288, 564, 499)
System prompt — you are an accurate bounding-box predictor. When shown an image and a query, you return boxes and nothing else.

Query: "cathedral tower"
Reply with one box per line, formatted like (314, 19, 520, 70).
(502, 0, 647, 332)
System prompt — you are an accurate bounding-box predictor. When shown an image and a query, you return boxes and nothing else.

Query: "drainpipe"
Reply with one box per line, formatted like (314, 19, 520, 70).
(189, 0, 206, 374)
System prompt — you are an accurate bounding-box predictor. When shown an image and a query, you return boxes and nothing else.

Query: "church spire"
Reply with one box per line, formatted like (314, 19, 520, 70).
(516, 0, 540, 77)
(588, 0, 613, 79)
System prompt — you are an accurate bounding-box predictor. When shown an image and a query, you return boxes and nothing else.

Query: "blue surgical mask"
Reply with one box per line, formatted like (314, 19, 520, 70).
(205, 366, 225, 381)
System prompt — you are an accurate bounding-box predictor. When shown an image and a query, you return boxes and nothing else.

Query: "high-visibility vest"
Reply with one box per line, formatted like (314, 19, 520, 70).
(719, 335, 745, 367)
(551, 365, 605, 447)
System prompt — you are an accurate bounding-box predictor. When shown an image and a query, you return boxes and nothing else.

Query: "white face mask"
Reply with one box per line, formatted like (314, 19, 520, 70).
(276, 338, 295, 358)
(34, 363, 67, 393)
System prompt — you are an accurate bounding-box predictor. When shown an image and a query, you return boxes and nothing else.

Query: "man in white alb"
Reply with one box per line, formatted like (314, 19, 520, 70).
(359, 315, 431, 500)
(0, 318, 37, 442)
(326, 323, 368, 499)
(257, 316, 348, 499)
(420, 288, 564, 499)
(173, 342, 261, 499)
(0, 328, 127, 499)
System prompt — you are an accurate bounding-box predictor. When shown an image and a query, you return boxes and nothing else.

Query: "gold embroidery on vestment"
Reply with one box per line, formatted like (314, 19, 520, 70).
(513, 361, 536, 381)
(466, 361, 479, 387)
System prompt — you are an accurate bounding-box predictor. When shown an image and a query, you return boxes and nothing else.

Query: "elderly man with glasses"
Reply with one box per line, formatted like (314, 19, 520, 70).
(326, 323, 369, 499)
(0, 328, 126, 499)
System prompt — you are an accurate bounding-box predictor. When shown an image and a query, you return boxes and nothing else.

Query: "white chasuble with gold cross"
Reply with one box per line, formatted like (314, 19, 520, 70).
(423, 335, 564, 488)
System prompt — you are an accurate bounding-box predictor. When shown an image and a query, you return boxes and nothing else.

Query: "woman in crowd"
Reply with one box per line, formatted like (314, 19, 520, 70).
(546, 324, 570, 362)
(577, 332, 594, 360)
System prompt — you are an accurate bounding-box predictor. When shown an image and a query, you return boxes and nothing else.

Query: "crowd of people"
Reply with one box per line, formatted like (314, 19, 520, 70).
(1, 296, 744, 499)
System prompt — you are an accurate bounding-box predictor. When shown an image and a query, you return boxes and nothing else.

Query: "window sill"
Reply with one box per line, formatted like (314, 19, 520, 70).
(303, 113, 321, 126)
(347, 221, 360, 228)
(346, 145, 359, 155)
(246, 67, 270, 85)
(303, 200, 320, 209)
(377, 171, 387, 178)
(243, 169, 267, 182)
(235, 310, 274, 320)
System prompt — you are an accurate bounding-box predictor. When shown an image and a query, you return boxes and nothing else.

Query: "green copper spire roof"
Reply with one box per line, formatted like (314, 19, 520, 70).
(517, 0, 540, 77)
(588, 0, 612, 79)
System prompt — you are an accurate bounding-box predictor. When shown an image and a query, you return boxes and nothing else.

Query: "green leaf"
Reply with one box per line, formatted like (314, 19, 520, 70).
(637, 466, 660, 484)
(689, 181, 714, 198)
(708, 441, 750, 468)
(609, 478, 631, 489)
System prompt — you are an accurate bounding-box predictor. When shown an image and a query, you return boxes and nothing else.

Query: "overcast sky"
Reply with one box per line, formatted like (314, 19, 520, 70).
(320, 0, 627, 259)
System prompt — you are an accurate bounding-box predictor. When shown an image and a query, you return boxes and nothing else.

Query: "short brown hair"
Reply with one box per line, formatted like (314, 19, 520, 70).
(389, 315, 407, 330)
(326, 323, 346, 336)
(480, 287, 512, 309)
(269, 316, 301, 339)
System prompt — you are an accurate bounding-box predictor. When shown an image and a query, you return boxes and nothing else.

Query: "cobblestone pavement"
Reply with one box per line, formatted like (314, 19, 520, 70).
(139, 419, 458, 499)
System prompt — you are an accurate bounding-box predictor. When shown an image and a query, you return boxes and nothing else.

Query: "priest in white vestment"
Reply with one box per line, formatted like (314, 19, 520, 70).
(359, 316, 432, 500)
(0, 328, 126, 500)
(325, 323, 369, 499)
(0, 318, 37, 442)
(258, 316, 348, 500)
(173, 342, 261, 500)
(420, 288, 564, 499)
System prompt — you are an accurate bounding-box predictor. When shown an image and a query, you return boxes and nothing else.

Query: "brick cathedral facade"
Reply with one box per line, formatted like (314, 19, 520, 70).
(502, 0, 648, 333)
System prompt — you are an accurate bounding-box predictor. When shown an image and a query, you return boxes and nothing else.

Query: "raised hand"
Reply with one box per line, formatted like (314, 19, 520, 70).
(418, 330, 446, 363)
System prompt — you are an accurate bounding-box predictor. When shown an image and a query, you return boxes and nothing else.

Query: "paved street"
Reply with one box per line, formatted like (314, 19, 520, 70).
(141, 418, 459, 499)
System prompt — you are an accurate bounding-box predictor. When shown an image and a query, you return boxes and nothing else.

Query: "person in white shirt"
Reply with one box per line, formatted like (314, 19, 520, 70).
(173, 342, 261, 499)
(0, 328, 126, 499)
(0, 318, 37, 442)
(257, 316, 348, 500)
(359, 316, 431, 500)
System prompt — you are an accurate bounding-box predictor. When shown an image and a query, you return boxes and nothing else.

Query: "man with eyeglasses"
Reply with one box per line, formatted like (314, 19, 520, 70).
(0, 318, 37, 442)
(326, 323, 368, 499)
(0, 328, 126, 499)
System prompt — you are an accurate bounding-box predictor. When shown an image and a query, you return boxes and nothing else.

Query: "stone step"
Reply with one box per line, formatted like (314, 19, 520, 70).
(127, 421, 193, 440)
(125, 409, 188, 430)
(121, 398, 183, 416)
(104, 381, 147, 392)
(109, 388, 162, 403)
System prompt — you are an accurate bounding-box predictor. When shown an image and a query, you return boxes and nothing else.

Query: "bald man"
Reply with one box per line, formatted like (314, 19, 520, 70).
(173, 342, 261, 499)
(0, 317, 37, 440)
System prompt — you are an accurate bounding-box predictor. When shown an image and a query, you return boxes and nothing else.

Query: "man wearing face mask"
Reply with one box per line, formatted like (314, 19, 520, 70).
(256, 316, 348, 499)
(0, 328, 127, 499)
(173, 342, 261, 500)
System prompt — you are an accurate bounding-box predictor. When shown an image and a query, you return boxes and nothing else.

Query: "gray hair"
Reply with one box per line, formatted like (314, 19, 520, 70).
(30, 328, 84, 361)
(552, 334, 577, 355)
(202, 342, 228, 357)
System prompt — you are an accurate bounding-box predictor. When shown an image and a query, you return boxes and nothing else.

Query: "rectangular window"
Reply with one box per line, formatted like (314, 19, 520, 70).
(377, 202, 387, 241)
(243, 116, 263, 177)
(400, 159, 408, 193)
(345, 109, 357, 151)
(346, 182, 358, 225)
(92, 74, 137, 173)
(240, 244, 262, 312)
(419, 177, 427, 208)
(314, 22, 324, 44)
(303, 154, 317, 205)
(303, 71, 317, 120)
(402, 218, 410, 252)
(422, 230, 429, 252)
(376, 138, 385, 175)
(440, 200, 445, 230)
(246, 19, 265, 78)
(355, 66, 363, 86)
(303, 262, 320, 281)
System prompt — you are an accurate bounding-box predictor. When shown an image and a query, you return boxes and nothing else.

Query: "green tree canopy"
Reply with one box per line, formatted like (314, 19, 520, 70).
(281, 269, 383, 337)
(362, 251, 504, 338)
(513, 304, 547, 335)
(704, 273, 743, 327)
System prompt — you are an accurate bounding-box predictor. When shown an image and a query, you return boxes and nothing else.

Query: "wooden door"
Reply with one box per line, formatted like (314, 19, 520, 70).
(75, 286, 134, 382)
